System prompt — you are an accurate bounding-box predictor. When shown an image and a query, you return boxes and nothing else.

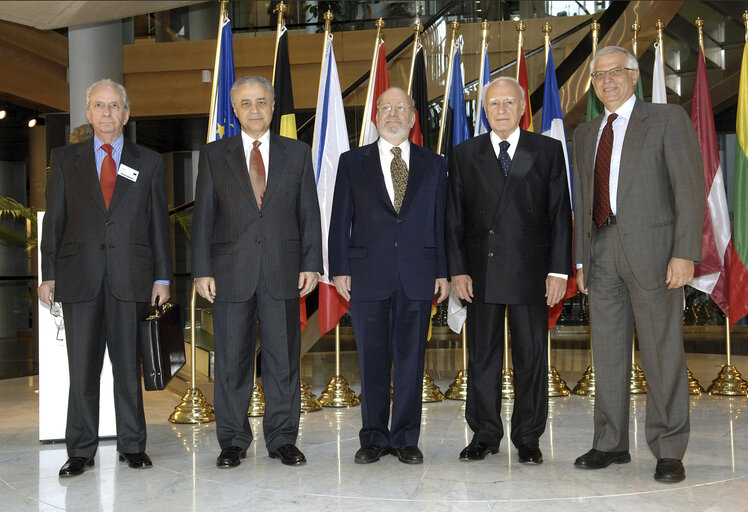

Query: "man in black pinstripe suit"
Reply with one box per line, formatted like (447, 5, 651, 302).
(192, 76, 322, 468)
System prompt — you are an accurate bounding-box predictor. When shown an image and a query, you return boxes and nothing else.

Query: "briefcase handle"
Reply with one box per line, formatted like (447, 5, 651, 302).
(145, 301, 176, 320)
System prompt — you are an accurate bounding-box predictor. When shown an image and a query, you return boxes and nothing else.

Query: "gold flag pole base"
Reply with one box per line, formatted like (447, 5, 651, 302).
(169, 387, 216, 424)
(445, 369, 468, 400)
(422, 370, 445, 402)
(247, 383, 266, 416)
(707, 365, 748, 396)
(501, 367, 515, 399)
(629, 363, 648, 394)
(548, 366, 571, 396)
(572, 366, 596, 396)
(319, 375, 360, 407)
(300, 379, 323, 412)
(687, 368, 705, 395)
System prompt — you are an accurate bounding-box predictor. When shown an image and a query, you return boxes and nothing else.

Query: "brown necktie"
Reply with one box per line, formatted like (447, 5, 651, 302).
(390, 146, 408, 213)
(249, 140, 266, 208)
(593, 113, 618, 227)
(100, 143, 116, 210)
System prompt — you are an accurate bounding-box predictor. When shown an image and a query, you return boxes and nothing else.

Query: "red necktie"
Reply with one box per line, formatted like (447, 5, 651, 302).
(249, 140, 266, 208)
(100, 143, 117, 210)
(593, 113, 618, 227)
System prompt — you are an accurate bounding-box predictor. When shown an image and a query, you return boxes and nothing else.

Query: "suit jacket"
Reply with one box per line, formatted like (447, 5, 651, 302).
(446, 131, 572, 305)
(41, 139, 172, 303)
(191, 132, 323, 302)
(328, 141, 447, 302)
(572, 99, 705, 290)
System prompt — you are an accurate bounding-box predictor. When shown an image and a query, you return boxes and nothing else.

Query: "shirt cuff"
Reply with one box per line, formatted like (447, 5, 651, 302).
(154, 280, 170, 285)
(548, 273, 568, 280)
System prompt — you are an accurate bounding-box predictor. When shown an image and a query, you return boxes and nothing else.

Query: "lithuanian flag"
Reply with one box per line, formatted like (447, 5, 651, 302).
(730, 40, 748, 324)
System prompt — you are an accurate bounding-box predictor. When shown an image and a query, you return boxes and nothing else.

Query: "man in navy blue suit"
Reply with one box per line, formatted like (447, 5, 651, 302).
(329, 86, 449, 465)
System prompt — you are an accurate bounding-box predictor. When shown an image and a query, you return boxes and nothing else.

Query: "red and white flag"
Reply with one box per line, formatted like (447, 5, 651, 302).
(359, 40, 390, 147)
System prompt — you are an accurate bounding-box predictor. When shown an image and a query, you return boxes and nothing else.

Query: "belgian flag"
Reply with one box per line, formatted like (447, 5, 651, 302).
(271, 26, 297, 139)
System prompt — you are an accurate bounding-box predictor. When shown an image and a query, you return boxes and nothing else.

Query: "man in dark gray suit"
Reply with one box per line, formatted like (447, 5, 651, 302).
(572, 46, 705, 482)
(192, 76, 322, 468)
(39, 79, 173, 477)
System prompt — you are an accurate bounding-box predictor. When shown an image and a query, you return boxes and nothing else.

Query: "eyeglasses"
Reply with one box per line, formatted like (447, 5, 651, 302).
(377, 103, 412, 114)
(590, 67, 635, 81)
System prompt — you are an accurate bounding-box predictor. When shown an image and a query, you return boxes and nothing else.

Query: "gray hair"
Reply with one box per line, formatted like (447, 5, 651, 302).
(230, 76, 275, 106)
(85, 79, 130, 110)
(591, 46, 639, 72)
(376, 86, 415, 110)
(483, 76, 526, 108)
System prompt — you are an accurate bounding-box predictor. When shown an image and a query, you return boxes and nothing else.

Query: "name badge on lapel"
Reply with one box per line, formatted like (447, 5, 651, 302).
(118, 164, 139, 182)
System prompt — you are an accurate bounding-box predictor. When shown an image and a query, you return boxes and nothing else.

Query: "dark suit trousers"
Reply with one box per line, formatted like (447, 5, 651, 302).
(350, 279, 431, 449)
(466, 302, 548, 448)
(213, 270, 301, 451)
(588, 224, 689, 459)
(62, 279, 147, 458)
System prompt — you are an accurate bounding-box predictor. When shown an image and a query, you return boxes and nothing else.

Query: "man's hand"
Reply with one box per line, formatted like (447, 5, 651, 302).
(298, 272, 319, 297)
(38, 280, 55, 307)
(667, 257, 694, 290)
(545, 275, 566, 307)
(151, 283, 170, 306)
(195, 277, 216, 304)
(576, 268, 588, 295)
(333, 275, 351, 301)
(434, 278, 450, 303)
(451, 274, 473, 303)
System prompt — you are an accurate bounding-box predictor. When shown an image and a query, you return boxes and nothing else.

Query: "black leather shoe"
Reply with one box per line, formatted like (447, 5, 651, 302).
(574, 448, 631, 469)
(268, 444, 306, 466)
(354, 445, 390, 464)
(59, 457, 94, 477)
(517, 444, 543, 464)
(654, 458, 685, 483)
(216, 446, 247, 468)
(119, 452, 152, 468)
(459, 440, 499, 461)
(394, 446, 423, 464)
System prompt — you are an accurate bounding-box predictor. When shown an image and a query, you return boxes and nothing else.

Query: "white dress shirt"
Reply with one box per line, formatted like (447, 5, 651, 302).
(595, 93, 636, 215)
(241, 129, 271, 183)
(377, 137, 411, 206)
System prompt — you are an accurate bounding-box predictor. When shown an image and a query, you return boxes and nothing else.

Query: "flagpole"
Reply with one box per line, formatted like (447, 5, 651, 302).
(478, 20, 489, 94)
(207, 0, 228, 144)
(437, 20, 460, 155)
(311, 11, 334, 155)
(407, 21, 423, 95)
(516, 21, 525, 81)
(272, 1, 287, 87)
(655, 20, 665, 70)
(359, 19, 385, 148)
(631, 21, 640, 56)
(543, 22, 551, 66)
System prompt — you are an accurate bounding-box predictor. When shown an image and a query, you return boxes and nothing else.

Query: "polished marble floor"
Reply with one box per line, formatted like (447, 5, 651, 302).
(1, 350, 747, 511)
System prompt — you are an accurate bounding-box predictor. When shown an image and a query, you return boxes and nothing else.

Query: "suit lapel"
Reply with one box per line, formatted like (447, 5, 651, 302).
(494, 131, 538, 220)
(617, 100, 648, 206)
(225, 134, 257, 209)
(264, 133, 288, 207)
(106, 139, 137, 213)
(362, 141, 395, 212)
(74, 141, 107, 214)
(474, 133, 502, 197)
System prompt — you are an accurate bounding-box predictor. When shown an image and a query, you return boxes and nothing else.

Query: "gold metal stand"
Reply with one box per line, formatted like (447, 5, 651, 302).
(687, 369, 705, 395)
(502, 308, 514, 399)
(629, 335, 647, 394)
(445, 324, 468, 400)
(572, 365, 596, 396)
(547, 331, 571, 396)
(248, 351, 265, 416)
(708, 315, 748, 396)
(319, 324, 360, 407)
(169, 283, 215, 423)
(300, 379, 322, 412)
(422, 370, 445, 402)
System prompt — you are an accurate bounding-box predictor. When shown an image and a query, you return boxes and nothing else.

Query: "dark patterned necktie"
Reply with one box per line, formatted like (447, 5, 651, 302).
(593, 113, 618, 227)
(249, 140, 266, 208)
(100, 143, 116, 210)
(498, 140, 511, 177)
(390, 146, 408, 213)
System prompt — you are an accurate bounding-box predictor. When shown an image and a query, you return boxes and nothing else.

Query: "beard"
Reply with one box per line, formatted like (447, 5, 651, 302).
(379, 119, 411, 141)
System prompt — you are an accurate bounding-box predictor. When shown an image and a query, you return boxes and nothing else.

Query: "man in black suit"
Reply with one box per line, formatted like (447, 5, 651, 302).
(39, 79, 173, 477)
(446, 77, 572, 465)
(192, 76, 322, 468)
(329, 87, 449, 465)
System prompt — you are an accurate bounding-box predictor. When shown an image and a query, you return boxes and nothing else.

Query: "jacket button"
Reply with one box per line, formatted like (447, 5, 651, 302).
(105, 220, 112, 226)
(488, 252, 494, 257)
(259, 212, 263, 217)
(100, 244, 106, 250)
(256, 238, 261, 243)
(489, 229, 495, 235)
(397, 218, 402, 223)
(394, 242, 398, 248)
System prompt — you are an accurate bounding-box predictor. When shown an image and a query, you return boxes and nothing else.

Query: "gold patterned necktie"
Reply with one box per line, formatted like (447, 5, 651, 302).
(390, 146, 408, 213)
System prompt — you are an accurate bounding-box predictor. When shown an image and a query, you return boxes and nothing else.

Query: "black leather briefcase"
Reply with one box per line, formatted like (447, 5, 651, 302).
(139, 302, 186, 391)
